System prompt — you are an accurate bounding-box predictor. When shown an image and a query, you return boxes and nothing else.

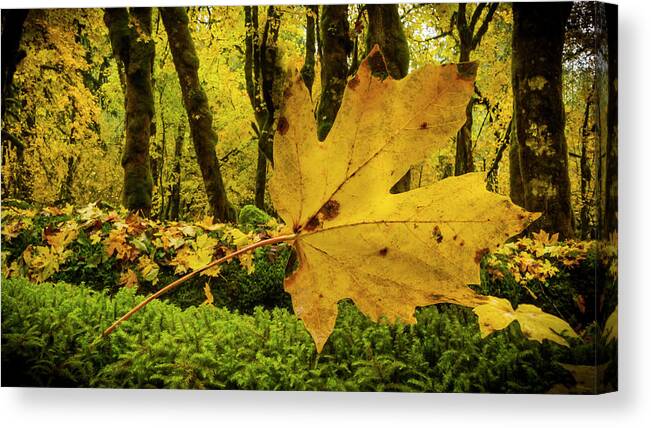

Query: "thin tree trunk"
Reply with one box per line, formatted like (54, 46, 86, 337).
(453, 3, 497, 176)
(160, 7, 234, 222)
(300, 6, 318, 94)
(105, 8, 156, 215)
(486, 118, 512, 192)
(254, 148, 267, 209)
(316, 5, 351, 141)
(168, 119, 185, 221)
(244, 5, 281, 209)
(579, 93, 593, 239)
(512, 2, 574, 238)
(602, 4, 618, 240)
(365, 4, 411, 193)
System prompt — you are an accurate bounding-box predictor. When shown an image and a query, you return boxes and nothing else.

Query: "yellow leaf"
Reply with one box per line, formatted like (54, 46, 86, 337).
(78, 202, 103, 221)
(22, 245, 70, 283)
(44, 224, 78, 252)
(604, 306, 617, 343)
(269, 47, 539, 352)
(473, 297, 578, 347)
(119, 269, 139, 288)
(137, 256, 159, 284)
(202, 282, 214, 306)
(89, 230, 102, 245)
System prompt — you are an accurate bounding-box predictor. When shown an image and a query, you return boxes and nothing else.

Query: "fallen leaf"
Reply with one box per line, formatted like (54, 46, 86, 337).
(604, 306, 617, 343)
(137, 255, 160, 284)
(473, 297, 578, 347)
(202, 282, 214, 306)
(269, 46, 539, 351)
(119, 268, 139, 288)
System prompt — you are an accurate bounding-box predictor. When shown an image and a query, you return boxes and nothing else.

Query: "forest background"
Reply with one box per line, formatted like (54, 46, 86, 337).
(1, 0, 649, 426)
(1, 1, 616, 240)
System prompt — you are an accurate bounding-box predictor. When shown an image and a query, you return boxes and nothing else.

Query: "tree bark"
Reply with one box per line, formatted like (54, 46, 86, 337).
(244, 6, 281, 209)
(1, 9, 29, 114)
(601, 4, 618, 240)
(104, 8, 155, 215)
(364, 4, 412, 193)
(512, 2, 574, 239)
(453, 3, 497, 176)
(300, 6, 318, 94)
(316, 5, 351, 141)
(160, 7, 234, 222)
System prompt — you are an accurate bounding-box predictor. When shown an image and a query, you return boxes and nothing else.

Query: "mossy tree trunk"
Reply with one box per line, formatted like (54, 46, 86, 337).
(512, 2, 574, 238)
(453, 3, 497, 176)
(365, 4, 411, 193)
(300, 6, 318, 94)
(316, 5, 351, 141)
(104, 8, 155, 215)
(597, 4, 617, 240)
(160, 7, 234, 222)
(244, 5, 281, 210)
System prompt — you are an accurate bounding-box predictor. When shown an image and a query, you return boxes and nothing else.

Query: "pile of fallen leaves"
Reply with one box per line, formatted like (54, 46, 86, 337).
(1, 203, 280, 295)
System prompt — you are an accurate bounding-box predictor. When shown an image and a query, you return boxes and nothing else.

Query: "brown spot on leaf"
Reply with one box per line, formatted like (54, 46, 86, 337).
(420, 122, 428, 129)
(348, 75, 360, 90)
(283, 87, 292, 98)
(379, 247, 388, 256)
(277, 117, 289, 135)
(474, 247, 490, 264)
(304, 216, 321, 232)
(453, 235, 458, 241)
(320, 199, 340, 220)
(432, 225, 443, 243)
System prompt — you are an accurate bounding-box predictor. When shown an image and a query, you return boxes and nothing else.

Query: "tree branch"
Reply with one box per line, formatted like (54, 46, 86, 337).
(471, 3, 498, 50)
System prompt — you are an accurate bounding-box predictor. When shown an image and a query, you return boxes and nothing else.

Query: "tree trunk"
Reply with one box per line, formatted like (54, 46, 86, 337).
(105, 8, 156, 215)
(316, 5, 351, 141)
(512, 2, 574, 239)
(1, 9, 29, 114)
(254, 148, 267, 209)
(168, 119, 185, 221)
(160, 7, 234, 222)
(579, 93, 594, 239)
(486, 118, 512, 192)
(601, 4, 618, 240)
(365, 4, 412, 194)
(300, 6, 318, 94)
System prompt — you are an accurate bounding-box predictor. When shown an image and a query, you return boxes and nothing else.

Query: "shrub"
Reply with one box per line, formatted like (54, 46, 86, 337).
(1, 204, 290, 311)
(475, 231, 617, 330)
(2, 277, 592, 392)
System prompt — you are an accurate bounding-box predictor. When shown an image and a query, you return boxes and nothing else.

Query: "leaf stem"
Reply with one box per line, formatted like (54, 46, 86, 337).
(100, 233, 298, 338)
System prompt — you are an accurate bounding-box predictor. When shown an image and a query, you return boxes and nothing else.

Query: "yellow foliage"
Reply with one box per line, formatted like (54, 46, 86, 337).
(604, 306, 618, 344)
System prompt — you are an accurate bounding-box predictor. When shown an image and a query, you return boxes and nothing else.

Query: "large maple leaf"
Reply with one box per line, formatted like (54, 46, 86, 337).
(269, 47, 541, 352)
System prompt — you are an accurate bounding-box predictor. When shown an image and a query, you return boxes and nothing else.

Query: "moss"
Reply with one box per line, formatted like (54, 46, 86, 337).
(2, 277, 593, 391)
(238, 204, 271, 229)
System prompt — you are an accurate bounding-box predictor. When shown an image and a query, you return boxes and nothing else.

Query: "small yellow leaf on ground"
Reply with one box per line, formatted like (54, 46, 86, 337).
(473, 296, 578, 347)
(203, 282, 214, 306)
